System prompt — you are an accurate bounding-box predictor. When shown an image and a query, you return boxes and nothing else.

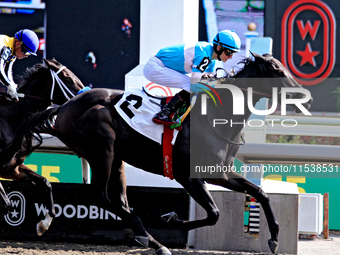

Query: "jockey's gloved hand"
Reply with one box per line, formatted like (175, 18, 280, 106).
(200, 76, 218, 88)
(215, 70, 235, 84)
(214, 67, 234, 82)
(216, 76, 234, 84)
(7, 83, 19, 102)
(201, 74, 215, 81)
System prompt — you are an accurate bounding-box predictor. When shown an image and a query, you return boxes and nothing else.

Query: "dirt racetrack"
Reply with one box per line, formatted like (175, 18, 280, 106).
(1, 232, 340, 255)
(0, 240, 265, 255)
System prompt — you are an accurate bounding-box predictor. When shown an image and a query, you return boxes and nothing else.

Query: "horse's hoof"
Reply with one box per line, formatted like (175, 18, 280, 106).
(268, 239, 279, 254)
(135, 236, 149, 247)
(156, 246, 171, 255)
(36, 212, 53, 236)
(161, 212, 178, 223)
(36, 221, 48, 236)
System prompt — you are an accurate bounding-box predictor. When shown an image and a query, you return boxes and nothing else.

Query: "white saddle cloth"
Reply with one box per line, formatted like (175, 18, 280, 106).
(114, 88, 178, 144)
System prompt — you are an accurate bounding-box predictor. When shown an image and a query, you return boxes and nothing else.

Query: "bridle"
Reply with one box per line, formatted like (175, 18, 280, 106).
(200, 67, 281, 146)
(49, 66, 76, 101)
(239, 87, 273, 98)
(18, 66, 77, 102)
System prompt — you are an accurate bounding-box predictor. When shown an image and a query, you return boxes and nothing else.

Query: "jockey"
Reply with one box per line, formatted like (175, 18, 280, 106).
(143, 30, 241, 126)
(0, 29, 39, 101)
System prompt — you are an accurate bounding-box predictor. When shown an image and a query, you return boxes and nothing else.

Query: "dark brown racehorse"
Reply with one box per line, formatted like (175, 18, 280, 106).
(3, 53, 312, 254)
(0, 59, 84, 235)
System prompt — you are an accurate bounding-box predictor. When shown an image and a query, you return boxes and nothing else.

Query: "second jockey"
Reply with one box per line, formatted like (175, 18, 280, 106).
(143, 29, 241, 126)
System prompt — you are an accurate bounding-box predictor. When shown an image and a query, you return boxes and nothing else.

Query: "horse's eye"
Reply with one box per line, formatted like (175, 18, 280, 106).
(67, 78, 73, 83)
(278, 71, 285, 77)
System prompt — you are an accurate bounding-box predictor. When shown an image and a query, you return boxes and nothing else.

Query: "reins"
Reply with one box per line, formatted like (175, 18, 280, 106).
(199, 67, 273, 146)
(239, 87, 273, 98)
(205, 113, 245, 145)
(49, 66, 76, 101)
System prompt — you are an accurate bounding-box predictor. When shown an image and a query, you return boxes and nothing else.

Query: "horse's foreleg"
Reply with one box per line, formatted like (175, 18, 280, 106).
(0, 181, 11, 214)
(207, 173, 279, 254)
(0, 164, 55, 235)
(17, 164, 55, 216)
(108, 160, 129, 211)
(17, 164, 55, 236)
(170, 177, 219, 231)
(107, 159, 171, 255)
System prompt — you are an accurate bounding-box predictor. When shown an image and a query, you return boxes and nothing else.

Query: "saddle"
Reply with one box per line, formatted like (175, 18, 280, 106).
(142, 87, 197, 180)
(142, 86, 193, 130)
(115, 87, 192, 180)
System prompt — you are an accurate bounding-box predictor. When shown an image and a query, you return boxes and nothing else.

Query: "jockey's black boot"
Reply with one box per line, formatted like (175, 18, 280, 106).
(152, 90, 189, 126)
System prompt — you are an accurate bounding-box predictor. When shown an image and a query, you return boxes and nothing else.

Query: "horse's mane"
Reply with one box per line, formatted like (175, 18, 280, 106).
(233, 57, 256, 78)
(16, 63, 47, 90)
(233, 54, 282, 78)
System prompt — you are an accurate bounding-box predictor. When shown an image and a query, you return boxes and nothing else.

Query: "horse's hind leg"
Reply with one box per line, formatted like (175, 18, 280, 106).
(206, 173, 279, 254)
(108, 160, 171, 255)
(168, 177, 219, 231)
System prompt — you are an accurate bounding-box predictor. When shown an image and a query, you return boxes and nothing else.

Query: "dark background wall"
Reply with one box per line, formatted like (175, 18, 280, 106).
(1, 0, 207, 90)
(45, 0, 208, 90)
(46, 0, 140, 89)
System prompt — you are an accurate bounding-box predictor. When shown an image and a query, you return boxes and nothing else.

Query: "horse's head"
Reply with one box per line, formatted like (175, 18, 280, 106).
(42, 58, 85, 105)
(17, 58, 85, 106)
(236, 52, 313, 113)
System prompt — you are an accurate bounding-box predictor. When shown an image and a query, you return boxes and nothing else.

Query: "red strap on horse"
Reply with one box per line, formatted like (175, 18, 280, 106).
(163, 125, 174, 180)
(162, 97, 174, 180)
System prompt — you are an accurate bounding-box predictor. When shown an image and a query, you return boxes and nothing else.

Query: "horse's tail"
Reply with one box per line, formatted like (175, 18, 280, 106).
(0, 106, 61, 168)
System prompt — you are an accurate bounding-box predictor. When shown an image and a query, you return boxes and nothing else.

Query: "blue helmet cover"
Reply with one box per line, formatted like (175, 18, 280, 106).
(14, 29, 39, 56)
(213, 30, 241, 52)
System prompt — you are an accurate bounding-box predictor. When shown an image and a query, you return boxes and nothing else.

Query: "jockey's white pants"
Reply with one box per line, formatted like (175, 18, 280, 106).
(143, 56, 191, 92)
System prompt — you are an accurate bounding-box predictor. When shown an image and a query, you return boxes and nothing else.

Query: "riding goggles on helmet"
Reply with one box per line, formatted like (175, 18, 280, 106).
(20, 42, 31, 56)
(224, 48, 236, 56)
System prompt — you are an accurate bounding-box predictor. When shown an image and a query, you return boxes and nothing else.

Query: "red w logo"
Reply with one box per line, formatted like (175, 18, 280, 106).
(281, 0, 336, 86)
(296, 20, 321, 40)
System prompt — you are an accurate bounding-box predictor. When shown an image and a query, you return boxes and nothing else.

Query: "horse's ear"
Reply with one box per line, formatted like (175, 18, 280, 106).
(43, 58, 60, 71)
(250, 51, 266, 64)
(43, 58, 51, 68)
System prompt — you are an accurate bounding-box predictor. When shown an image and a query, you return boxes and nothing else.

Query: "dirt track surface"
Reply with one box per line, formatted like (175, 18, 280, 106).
(0, 241, 263, 255)
(0, 233, 340, 255)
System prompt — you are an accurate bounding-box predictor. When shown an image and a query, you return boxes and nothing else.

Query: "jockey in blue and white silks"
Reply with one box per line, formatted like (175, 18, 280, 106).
(0, 29, 39, 101)
(143, 30, 241, 126)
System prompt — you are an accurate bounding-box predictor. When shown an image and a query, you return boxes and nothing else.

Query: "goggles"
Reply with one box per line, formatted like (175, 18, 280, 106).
(224, 48, 236, 56)
(20, 42, 32, 56)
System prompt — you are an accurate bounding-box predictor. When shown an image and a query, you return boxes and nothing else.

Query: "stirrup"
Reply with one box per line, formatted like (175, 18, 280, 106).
(169, 116, 182, 131)
(153, 116, 182, 131)
(152, 117, 177, 126)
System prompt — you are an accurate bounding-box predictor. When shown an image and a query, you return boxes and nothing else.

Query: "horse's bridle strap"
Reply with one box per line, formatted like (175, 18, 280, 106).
(240, 87, 273, 98)
(50, 66, 76, 101)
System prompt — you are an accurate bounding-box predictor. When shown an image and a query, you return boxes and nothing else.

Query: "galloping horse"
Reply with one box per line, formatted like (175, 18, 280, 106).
(3, 53, 312, 254)
(0, 58, 84, 234)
